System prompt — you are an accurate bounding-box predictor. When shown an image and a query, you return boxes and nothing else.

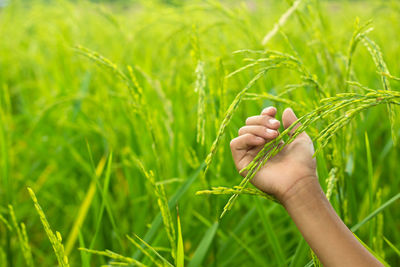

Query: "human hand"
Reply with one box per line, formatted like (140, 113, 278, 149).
(230, 107, 318, 203)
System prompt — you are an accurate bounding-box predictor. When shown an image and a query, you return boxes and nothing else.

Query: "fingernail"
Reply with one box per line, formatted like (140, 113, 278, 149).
(269, 119, 279, 125)
(262, 106, 275, 114)
(266, 129, 276, 134)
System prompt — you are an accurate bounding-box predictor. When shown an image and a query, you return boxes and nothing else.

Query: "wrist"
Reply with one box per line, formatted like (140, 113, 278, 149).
(280, 175, 323, 209)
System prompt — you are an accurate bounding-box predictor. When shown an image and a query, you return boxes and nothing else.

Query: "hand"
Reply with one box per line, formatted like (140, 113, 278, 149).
(231, 107, 383, 266)
(230, 106, 318, 203)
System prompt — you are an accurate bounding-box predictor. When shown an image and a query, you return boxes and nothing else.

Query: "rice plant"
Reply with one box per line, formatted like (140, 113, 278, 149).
(27, 188, 70, 267)
(1, 0, 400, 266)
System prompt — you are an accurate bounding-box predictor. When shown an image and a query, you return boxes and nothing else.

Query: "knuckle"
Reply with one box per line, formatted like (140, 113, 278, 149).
(258, 126, 267, 134)
(261, 116, 269, 126)
(242, 133, 251, 138)
(230, 138, 237, 148)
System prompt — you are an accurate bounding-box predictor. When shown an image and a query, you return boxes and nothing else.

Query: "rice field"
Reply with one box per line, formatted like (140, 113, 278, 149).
(0, 0, 400, 266)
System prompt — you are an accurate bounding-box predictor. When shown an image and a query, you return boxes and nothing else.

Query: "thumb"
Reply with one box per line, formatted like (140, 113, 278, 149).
(282, 108, 301, 136)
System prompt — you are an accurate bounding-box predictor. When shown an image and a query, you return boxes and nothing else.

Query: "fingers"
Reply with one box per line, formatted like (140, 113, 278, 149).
(282, 107, 307, 139)
(242, 106, 280, 140)
(245, 115, 280, 129)
(238, 125, 278, 140)
(230, 133, 266, 151)
(261, 106, 277, 116)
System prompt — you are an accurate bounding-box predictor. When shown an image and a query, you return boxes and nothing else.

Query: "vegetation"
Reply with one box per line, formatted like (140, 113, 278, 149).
(0, 0, 399, 266)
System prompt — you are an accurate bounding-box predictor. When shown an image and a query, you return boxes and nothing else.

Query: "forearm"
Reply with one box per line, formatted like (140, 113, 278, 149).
(282, 178, 383, 267)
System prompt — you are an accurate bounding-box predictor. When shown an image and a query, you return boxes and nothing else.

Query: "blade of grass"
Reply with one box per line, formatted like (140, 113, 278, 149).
(89, 153, 123, 250)
(255, 198, 286, 266)
(187, 221, 219, 267)
(78, 230, 90, 267)
(353, 234, 389, 266)
(193, 210, 265, 266)
(176, 207, 184, 267)
(126, 235, 165, 267)
(132, 234, 174, 267)
(65, 155, 107, 255)
(133, 163, 205, 260)
(383, 237, 400, 257)
(218, 208, 256, 257)
(289, 238, 309, 267)
(351, 192, 400, 232)
(364, 132, 374, 243)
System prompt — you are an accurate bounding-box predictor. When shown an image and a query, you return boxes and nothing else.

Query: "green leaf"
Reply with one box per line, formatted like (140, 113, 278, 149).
(351, 192, 400, 232)
(255, 199, 286, 266)
(383, 237, 400, 257)
(289, 238, 309, 267)
(176, 208, 184, 267)
(353, 234, 390, 266)
(133, 163, 205, 260)
(187, 221, 219, 267)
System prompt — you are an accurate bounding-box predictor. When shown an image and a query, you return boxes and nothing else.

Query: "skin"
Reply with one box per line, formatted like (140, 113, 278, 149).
(230, 106, 383, 267)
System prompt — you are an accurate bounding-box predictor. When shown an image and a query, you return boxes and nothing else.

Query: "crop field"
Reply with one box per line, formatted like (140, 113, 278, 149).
(1, 0, 400, 266)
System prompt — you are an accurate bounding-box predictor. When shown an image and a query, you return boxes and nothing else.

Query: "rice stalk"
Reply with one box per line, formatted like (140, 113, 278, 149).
(126, 65, 144, 104)
(219, 88, 400, 217)
(128, 234, 174, 267)
(360, 35, 398, 144)
(243, 92, 304, 108)
(8, 205, 34, 267)
(191, 25, 206, 146)
(225, 62, 260, 79)
(184, 146, 200, 169)
(0, 213, 11, 231)
(196, 186, 277, 202)
(102, 262, 130, 266)
(231, 49, 325, 96)
(345, 18, 373, 83)
(79, 248, 147, 267)
(311, 251, 322, 267)
(125, 235, 162, 267)
(27, 188, 70, 267)
(204, 51, 323, 179)
(76, 46, 165, 174)
(325, 167, 337, 201)
(261, 0, 303, 46)
(360, 37, 391, 91)
(135, 160, 177, 261)
(194, 60, 206, 145)
(76, 45, 144, 112)
(216, 58, 227, 118)
(134, 65, 175, 144)
(277, 83, 310, 97)
(74, 45, 137, 97)
(20, 224, 33, 264)
(203, 69, 268, 177)
(380, 72, 400, 82)
(126, 66, 166, 174)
